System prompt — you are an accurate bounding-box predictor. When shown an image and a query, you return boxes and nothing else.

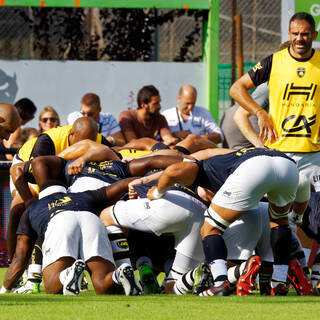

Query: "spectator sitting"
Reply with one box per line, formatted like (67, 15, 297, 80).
(2, 98, 37, 160)
(118, 85, 178, 146)
(219, 82, 269, 149)
(162, 85, 223, 144)
(38, 106, 60, 133)
(68, 93, 125, 146)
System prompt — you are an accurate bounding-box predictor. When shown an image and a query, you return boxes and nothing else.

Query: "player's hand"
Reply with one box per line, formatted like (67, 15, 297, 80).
(128, 178, 144, 199)
(147, 186, 165, 200)
(68, 157, 86, 175)
(256, 109, 278, 144)
(163, 136, 179, 147)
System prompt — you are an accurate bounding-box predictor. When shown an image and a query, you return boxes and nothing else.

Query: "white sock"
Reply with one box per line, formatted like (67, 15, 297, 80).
(27, 264, 42, 282)
(105, 226, 131, 268)
(209, 259, 227, 285)
(227, 262, 245, 284)
(173, 268, 197, 295)
(272, 264, 288, 287)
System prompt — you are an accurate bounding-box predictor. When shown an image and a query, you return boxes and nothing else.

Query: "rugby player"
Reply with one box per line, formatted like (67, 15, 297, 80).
(147, 147, 299, 296)
(0, 178, 143, 295)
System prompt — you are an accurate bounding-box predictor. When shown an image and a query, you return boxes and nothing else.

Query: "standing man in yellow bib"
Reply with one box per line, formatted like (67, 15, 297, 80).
(230, 12, 319, 294)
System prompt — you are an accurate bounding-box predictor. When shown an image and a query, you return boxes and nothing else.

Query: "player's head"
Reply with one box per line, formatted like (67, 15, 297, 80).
(0, 103, 20, 141)
(38, 179, 67, 199)
(288, 12, 318, 58)
(81, 93, 101, 123)
(69, 117, 98, 145)
(14, 98, 37, 125)
(137, 85, 161, 117)
(177, 85, 197, 116)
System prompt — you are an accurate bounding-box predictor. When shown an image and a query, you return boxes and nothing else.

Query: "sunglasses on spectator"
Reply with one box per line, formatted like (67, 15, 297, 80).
(41, 117, 57, 123)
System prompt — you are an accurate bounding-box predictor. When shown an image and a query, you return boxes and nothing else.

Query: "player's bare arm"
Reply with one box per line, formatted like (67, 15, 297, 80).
(191, 147, 233, 161)
(233, 106, 265, 148)
(58, 139, 120, 161)
(129, 154, 183, 177)
(230, 73, 277, 143)
(10, 162, 35, 206)
(2, 235, 34, 291)
(147, 161, 199, 200)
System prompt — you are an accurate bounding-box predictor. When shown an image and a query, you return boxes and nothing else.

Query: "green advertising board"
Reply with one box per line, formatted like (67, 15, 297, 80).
(295, 0, 320, 41)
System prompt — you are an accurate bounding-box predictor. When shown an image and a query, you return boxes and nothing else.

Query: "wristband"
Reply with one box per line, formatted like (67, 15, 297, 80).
(152, 188, 165, 199)
(0, 286, 9, 294)
(183, 158, 196, 163)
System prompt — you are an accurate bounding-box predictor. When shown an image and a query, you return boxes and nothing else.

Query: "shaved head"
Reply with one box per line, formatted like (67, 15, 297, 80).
(177, 85, 197, 115)
(0, 103, 20, 141)
(178, 84, 197, 98)
(69, 116, 98, 145)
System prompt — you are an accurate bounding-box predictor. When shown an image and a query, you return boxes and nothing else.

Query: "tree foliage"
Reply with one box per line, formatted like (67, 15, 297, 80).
(18, 8, 206, 61)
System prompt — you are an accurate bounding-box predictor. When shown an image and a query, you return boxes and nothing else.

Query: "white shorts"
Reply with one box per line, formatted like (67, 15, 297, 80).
(213, 155, 299, 211)
(10, 155, 38, 195)
(286, 152, 320, 192)
(68, 176, 110, 193)
(42, 210, 114, 270)
(111, 190, 206, 261)
(223, 202, 273, 262)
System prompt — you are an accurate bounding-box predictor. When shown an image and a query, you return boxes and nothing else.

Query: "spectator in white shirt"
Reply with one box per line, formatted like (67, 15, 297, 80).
(68, 93, 125, 146)
(162, 85, 223, 144)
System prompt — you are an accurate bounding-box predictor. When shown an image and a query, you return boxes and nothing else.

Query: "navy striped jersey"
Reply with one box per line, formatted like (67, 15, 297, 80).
(133, 170, 205, 204)
(65, 159, 131, 186)
(194, 147, 295, 193)
(17, 188, 108, 240)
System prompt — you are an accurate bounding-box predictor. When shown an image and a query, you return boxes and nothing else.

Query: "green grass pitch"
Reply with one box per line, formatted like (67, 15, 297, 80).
(0, 268, 320, 320)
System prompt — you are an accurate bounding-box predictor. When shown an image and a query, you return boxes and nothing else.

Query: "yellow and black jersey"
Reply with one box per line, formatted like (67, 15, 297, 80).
(17, 125, 106, 162)
(249, 48, 320, 152)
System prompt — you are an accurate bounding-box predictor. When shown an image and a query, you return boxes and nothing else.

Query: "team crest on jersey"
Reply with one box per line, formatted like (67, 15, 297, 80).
(297, 68, 305, 78)
(252, 62, 262, 72)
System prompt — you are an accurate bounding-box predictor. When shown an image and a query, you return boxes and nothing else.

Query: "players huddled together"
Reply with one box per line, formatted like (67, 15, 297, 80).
(1, 11, 320, 298)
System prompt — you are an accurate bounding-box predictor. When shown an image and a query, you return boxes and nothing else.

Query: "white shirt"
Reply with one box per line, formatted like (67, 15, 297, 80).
(162, 106, 223, 139)
(67, 111, 121, 137)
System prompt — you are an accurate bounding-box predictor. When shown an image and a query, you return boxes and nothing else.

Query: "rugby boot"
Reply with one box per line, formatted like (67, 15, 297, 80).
(192, 262, 213, 295)
(236, 255, 261, 296)
(287, 259, 313, 296)
(139, 264, 159, 294)
(117, 263, 142, 296)
(63, 259, 86, 295)
(199, 280, 230, 296)
(271, 283, 288, 296)
(13, 280, 40, 294)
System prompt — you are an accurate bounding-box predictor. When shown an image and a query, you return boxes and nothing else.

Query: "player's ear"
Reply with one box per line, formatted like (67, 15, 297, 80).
(68, 128, 75, 143)
(140, 102, 147, 109)
(312, 30, 318, 41)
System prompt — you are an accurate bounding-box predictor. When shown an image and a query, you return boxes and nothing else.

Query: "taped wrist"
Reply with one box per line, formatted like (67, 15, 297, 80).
(152, 188, 165, 199)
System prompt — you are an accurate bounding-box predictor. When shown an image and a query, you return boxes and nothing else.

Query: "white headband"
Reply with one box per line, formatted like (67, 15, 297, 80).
(38, 185, 67, 199)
